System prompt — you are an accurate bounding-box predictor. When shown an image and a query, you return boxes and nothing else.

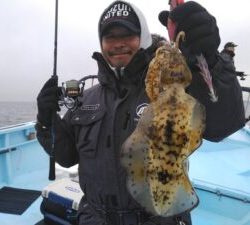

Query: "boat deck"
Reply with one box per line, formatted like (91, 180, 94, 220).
(0, 170, 49, 225)
(190, 127, 250, 225)
(0, 123, 250, 225)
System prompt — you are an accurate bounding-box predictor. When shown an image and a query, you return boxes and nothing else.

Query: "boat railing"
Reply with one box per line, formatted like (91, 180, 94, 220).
(0, 122, 43, 184)
(0, 121, 36, 152)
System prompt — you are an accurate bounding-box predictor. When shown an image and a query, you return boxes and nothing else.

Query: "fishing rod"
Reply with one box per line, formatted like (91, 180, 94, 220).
(48, 0, 99, 180)
(47, 0, 101, 180)
(236, 71, 249, 80)
(48, 0, 59, 180)
(53, 0, 58, 78)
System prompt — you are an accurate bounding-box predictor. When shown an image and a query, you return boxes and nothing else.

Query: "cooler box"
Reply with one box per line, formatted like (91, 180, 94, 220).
(41, 177, 84, 225)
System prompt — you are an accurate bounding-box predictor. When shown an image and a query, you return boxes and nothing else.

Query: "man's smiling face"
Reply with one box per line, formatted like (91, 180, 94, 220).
(101, 26, 140, 68)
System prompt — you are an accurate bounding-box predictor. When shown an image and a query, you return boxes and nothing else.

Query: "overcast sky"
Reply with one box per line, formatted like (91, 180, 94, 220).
(1, 0, 250, 102)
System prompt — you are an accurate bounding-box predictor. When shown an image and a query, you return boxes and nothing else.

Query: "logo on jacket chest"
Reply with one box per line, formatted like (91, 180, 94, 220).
(81, 104, 100, 111)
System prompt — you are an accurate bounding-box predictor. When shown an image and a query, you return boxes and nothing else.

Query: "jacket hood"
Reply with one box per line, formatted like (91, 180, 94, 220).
(98, 0, 152, 50)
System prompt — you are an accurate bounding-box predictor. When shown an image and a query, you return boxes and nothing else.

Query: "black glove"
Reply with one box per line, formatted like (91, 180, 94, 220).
(37, 76, 62, 127)
(158, 1, 220, 68)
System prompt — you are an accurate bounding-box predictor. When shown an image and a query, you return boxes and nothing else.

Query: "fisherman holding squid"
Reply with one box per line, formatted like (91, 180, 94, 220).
(36, 1, 245, 224)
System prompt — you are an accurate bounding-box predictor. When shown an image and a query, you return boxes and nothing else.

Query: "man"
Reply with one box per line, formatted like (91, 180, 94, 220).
(36, 1, 245, 225)
(220, 42, 247, 80)
(220, 42, 238, 70)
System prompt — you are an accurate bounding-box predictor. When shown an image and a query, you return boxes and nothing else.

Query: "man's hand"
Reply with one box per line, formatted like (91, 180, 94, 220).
(158, 1, 220, 68)
(37, 76, 62, 127)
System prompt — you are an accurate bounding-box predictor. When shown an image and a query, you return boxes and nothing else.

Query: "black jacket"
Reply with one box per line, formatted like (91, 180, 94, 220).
(36, 45, 245, 224)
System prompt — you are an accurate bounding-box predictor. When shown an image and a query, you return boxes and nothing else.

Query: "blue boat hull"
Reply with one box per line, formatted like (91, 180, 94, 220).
(0, 122, 250, 225)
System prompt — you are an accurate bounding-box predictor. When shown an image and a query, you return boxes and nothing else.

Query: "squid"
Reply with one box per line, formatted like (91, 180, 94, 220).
(120, 32, 205, 217)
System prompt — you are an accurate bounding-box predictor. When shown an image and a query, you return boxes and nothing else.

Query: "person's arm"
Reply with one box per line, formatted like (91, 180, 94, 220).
(158, 1, 245, 142)
(187, 54, 245, 142)
(36, 77, 79, 167)
(35, 112, 79, 167)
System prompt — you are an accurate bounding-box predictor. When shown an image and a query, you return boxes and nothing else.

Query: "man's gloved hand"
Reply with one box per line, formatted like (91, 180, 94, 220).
(158, 1, 220, 68)
(37, 76, 62, 127)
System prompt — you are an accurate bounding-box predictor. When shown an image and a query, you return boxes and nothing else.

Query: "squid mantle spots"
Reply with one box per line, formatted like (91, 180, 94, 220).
(120, 40, 206, 217)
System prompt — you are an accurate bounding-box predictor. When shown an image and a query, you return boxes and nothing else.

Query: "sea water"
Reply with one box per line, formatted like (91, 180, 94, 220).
(0, 102, 37, 127)
(0, 101, 67, 128)
(0, 99, 249, 128)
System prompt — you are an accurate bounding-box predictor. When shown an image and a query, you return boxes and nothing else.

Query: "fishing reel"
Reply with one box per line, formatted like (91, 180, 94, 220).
(59, 79, 83, 110)
(59, 75, 98, 110)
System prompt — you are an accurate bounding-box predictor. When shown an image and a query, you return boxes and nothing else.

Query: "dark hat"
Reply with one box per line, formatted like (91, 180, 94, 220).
(99, 1, 140, 37)
(224, 42, 237, 48)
